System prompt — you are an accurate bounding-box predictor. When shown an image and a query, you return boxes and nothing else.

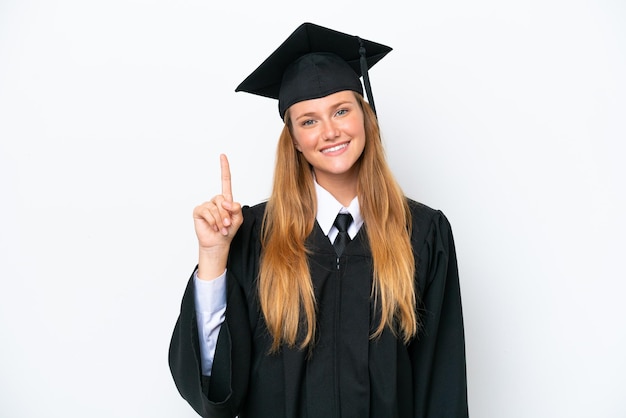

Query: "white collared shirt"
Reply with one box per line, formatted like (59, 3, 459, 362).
(314, 180, 363, 244)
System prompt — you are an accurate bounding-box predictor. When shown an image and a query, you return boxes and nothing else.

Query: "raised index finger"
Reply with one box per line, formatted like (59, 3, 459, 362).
(220, 154, 233, 202)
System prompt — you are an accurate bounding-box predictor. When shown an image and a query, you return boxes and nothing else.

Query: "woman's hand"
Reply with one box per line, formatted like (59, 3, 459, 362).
(192, 154, 243, 280)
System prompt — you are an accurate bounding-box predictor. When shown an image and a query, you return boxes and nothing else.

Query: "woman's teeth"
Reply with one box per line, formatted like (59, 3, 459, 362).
(322, 143, 347, 153)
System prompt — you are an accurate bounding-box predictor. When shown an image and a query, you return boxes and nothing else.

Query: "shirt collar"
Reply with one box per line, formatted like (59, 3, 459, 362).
(314, 180, 363, 237)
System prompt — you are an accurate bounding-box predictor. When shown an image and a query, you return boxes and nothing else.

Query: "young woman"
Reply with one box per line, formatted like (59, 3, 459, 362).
(169, 23, 468, 418)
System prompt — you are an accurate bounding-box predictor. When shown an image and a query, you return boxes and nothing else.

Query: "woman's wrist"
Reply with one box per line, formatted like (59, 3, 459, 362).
(197, 246, 229, 280)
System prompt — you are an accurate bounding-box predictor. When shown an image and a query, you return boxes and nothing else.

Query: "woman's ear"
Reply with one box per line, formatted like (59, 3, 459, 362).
(293, 142, 302, 152)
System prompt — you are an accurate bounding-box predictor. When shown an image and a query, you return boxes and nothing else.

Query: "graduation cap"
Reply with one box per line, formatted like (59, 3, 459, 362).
(235, 22, 392, 119)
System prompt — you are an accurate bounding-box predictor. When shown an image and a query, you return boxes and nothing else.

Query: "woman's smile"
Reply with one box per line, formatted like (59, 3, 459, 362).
(320, 141, 350, 155)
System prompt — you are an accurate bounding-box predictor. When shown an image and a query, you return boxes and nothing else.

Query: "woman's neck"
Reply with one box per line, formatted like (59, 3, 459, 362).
(315, 172, 358, 207)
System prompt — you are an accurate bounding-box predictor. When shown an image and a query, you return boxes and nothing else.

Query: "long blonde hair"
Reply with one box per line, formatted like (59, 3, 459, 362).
(259, 94, 418, 352)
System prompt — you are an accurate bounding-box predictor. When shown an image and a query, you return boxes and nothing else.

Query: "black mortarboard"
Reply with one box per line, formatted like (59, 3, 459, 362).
(235, 22, 392, 119)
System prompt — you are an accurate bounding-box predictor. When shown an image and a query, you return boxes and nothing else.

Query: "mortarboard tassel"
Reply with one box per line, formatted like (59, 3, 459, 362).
(358, 37, 377, 116)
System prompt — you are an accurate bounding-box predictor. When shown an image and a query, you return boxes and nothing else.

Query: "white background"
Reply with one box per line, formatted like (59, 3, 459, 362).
(1, 1, 625, 417)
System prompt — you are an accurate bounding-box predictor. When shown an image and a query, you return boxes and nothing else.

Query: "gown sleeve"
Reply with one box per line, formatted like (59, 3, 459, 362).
(168, 205, 261, 418)
(409, 209, 469, 417)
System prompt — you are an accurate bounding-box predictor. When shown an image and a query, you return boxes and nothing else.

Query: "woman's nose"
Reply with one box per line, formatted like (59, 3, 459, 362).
(321, 120, 340, 140)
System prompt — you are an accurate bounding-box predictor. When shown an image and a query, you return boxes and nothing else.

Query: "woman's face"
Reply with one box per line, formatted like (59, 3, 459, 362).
(289, 90, 366, 187)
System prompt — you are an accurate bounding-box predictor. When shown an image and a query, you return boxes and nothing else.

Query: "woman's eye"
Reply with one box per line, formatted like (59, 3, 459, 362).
(301, 119, 315, 126)
(335, 108, 348, 116)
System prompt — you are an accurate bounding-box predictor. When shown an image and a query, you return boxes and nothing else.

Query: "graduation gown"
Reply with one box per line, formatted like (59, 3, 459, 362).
(169, 199, 468, 418)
